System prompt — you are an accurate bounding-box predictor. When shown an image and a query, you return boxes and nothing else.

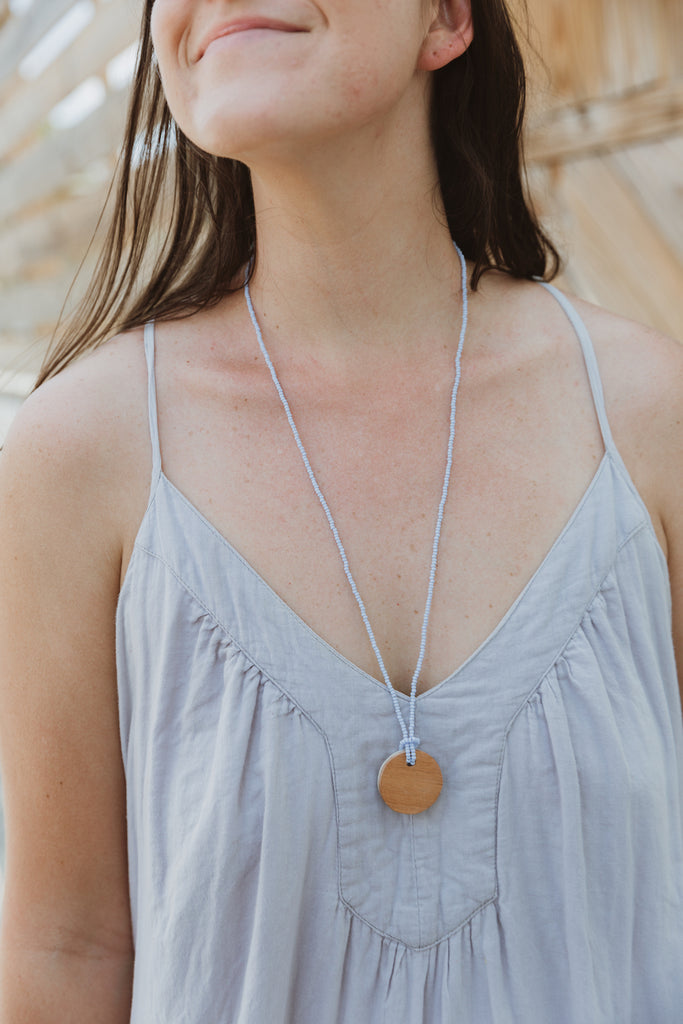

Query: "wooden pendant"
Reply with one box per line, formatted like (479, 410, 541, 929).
(377, 750, 443, 814)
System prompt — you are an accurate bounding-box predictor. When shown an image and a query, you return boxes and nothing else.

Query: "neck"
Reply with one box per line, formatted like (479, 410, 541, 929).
(243, 114, 465, 364)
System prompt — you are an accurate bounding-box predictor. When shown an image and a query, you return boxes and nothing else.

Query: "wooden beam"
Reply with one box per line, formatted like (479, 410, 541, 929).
(0, 87, 127, 226)
(0, 336, 49, 380)
(0, 2, 138, 159)
(0, 369, 36, 399)
(0, 273, 77, 335)
(554, 157, 683, 338)
(0, 394, 27, 445)
(0, 192, 104, 282)
(610, 135, 683, 267)
(518, 0, 683, 107)
(0, 0, 76, 92)
(527, 77, 683, 163)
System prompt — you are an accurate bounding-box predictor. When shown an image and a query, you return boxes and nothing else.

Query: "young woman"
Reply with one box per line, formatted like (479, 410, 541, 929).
(0, 1, 681, 1020)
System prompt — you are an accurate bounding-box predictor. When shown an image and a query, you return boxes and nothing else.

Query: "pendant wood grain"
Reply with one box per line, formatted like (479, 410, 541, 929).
(377, 750, 443, 814)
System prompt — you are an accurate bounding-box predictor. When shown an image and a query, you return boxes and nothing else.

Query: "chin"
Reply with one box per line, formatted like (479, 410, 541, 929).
(179, 105, 335, 165)
(183, 118, 289, 163)
(168, 84, 300, 159)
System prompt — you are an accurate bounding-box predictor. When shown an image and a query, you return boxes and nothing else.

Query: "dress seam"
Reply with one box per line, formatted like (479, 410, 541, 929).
(532, 518, 650, 707)
(129, 542, 347, 920)
(500, 518, 651, 743)
(411, 816, 423, 948)
(337, 891, 498, 951)
(132, 542, 335, 734)
(493, 519, 654, 892)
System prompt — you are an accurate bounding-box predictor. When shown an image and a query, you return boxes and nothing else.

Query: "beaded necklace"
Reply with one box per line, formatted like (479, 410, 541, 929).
(244, 243, 468, 813)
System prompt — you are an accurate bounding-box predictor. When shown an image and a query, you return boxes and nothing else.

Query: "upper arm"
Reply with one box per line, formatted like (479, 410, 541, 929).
(0, 351, 145, 1009)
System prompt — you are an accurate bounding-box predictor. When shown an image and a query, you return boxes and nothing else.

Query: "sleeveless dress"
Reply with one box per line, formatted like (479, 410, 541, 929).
(116, 285, 683, 1023)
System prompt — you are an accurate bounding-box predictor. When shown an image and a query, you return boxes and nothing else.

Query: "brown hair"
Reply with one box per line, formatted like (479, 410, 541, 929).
(36, 0, 559, 388)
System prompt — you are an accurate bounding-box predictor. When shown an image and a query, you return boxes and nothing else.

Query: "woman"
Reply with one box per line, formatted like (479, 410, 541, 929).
(0, 0, 681, 1020)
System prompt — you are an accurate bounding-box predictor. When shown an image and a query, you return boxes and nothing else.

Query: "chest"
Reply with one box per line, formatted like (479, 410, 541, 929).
(147, 332, 603, 693)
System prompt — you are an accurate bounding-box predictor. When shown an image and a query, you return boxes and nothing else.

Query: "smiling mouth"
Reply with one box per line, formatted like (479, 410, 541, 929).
(198, 18, 307, 60)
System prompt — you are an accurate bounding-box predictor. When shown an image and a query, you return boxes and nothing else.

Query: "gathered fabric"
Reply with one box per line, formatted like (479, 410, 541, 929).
(116, 289, 683, 1023)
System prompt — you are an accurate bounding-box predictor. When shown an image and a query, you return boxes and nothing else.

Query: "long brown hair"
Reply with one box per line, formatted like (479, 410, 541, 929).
(36, 0, 559, 388)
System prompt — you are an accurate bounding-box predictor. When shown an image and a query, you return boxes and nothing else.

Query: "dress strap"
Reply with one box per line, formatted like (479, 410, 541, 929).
(143, 321, 162, 489)
(539, 282, 616, 455)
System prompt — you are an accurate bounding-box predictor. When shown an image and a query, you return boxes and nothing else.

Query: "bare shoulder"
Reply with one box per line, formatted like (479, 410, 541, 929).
(1, 327, 151, 561)
(3, 327, 149, 484)
(477, 269, 682, 389)
(555, 292, 682, 552)
(561, 295, 682, 458)
(476, 274, 682, 553)
(568, 294, 683, 411)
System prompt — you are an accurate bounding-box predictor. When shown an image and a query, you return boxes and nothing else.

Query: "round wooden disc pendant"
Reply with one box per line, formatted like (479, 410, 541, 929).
(377, 750, 443, 814)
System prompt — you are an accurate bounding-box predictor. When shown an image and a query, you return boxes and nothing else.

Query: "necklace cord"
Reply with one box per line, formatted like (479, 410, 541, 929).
(244, 243, 468, 765)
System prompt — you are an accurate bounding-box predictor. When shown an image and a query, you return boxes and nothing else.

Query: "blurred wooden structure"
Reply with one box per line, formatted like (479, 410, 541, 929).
(0, 0, 681, 418)
(522, 0, 683, 338)
(0, 0, 140, 406)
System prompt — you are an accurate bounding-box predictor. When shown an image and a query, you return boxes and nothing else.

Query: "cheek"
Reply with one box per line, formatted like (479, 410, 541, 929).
(150, 0, 186, 57)
(329, 39, 421, 121)
(332, 5, 427, 107)
(150, 0, 195, 119)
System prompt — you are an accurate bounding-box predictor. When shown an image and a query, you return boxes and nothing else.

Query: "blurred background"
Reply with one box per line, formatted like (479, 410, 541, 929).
(0, 0, 682, 443)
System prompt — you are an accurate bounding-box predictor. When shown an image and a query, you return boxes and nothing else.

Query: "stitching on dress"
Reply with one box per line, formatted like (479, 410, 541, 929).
(337, 890, 498, 952)
(166, 474, 397, 697)
(493, 520, 654, 896)
(507, 518, 650, 728)
(129, 542, 345, 907)
(411, 816, 422, 948)
(118, 489, 160, 603)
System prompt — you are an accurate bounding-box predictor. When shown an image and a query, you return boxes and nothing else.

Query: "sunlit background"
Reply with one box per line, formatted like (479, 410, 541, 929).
(0, 0, 139, 437)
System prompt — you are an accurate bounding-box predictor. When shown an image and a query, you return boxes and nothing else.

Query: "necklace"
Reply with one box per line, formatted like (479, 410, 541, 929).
(244, 243, 468, 814)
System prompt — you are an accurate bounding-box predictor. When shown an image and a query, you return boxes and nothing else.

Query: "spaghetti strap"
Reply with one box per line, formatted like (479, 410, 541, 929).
(539, 282, 616, 455)
(143, 321, 162, 491)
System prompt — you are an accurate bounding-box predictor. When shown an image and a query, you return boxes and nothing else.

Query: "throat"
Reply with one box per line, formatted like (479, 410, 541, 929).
(243, 244, 469, 713)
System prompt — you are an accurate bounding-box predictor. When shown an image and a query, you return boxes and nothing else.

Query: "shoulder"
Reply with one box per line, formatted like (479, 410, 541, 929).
(567, 293, 683, 408)
(477, 273, 682, 550)
(560, 294, 682, 467)
(6, 327, 148, 458)
(487, 273, 682, 457)
(546, 289, 682, 552)
(0, 328, 151, 572)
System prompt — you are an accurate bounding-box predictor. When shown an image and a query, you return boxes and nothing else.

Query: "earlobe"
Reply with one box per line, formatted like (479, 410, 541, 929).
(417, 0, 473, 72)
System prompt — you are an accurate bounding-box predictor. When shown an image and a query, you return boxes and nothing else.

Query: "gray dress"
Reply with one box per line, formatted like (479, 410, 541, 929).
(116, 285, 683, 1022)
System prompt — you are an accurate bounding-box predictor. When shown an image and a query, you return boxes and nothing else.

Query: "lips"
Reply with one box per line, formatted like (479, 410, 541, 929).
(196, 16, 307, 60)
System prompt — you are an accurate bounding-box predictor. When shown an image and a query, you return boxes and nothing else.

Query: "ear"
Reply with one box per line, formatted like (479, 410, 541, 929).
(417, 0, 473, 72)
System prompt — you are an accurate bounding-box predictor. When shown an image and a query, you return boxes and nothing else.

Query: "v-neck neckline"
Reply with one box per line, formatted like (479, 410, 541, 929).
(146, 449, 618, 701)
(133, 289, 666, 706)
